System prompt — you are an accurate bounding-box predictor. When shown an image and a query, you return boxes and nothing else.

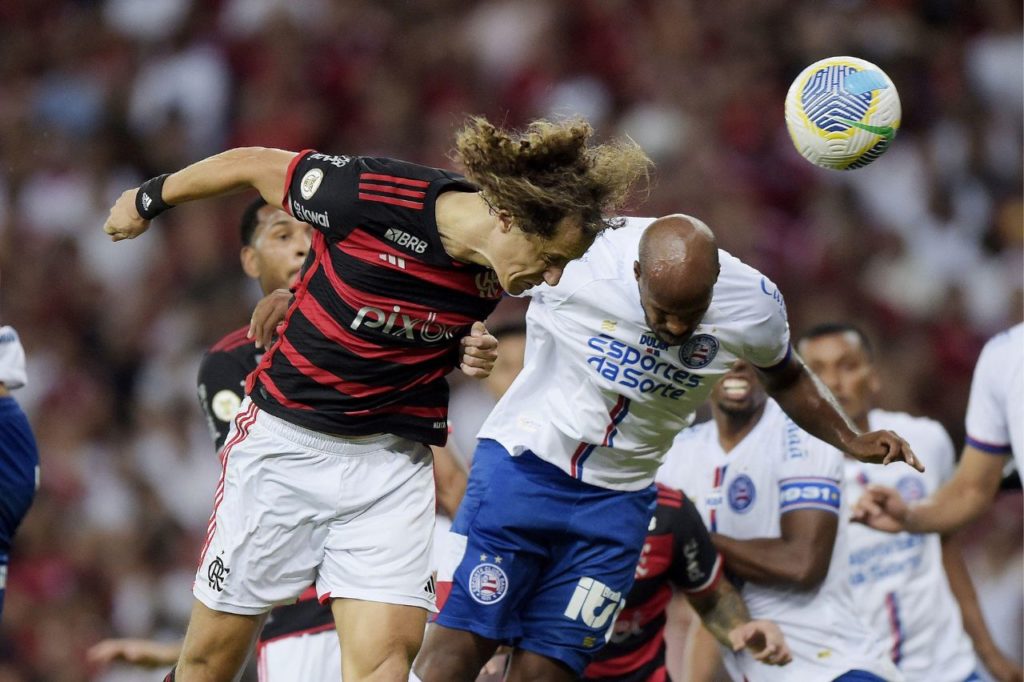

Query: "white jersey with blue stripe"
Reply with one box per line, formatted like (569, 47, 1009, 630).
(845, 409, 977, 681)
(658, 400, 901, 682)
(478, 217, 791, 491)
(964, 323, 1023, 471)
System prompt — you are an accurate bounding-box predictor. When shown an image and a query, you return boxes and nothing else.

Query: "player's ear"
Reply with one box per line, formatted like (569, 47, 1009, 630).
(241, 246, 260, 279)
(633, 261, 641, 281)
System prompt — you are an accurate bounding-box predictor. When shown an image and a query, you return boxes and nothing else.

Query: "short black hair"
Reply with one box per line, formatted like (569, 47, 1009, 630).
(239, 197, 268, 246)
(798, 322, 874, 359)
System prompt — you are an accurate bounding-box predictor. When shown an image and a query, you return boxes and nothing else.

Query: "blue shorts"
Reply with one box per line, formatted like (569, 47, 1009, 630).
(0, 397, 40, 616)
(435, 439, 656, 675)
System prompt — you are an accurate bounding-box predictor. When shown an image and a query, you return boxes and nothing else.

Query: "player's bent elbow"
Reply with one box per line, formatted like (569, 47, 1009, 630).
(787, 555, 829, 590)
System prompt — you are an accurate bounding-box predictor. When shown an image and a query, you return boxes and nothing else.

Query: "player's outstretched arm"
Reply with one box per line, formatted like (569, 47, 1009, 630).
(687, 580, 791, 666)
(758, 349, 923, 472)
(853, 445, 1005, 534)
(103, 147, 298, 242)
(87, 638, 182, 668)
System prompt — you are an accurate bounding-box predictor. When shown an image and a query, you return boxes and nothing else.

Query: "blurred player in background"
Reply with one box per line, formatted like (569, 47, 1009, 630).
(583, 483, 792, 682)
(659, 360, 901, 682)
(415, 215, 920, 682)
(799, 323, 1021, 682)
(102, 116, 649, 681)
(855, 323, 1022, 535)
(89, 200, 472, 681)
(0, 323, 39, 620)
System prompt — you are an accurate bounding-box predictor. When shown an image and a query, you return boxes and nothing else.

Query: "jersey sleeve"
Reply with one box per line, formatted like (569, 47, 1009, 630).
(282, 152, 443, 243)
(776, 422, 844, 517)
(0, 325, 27, 389)
(197, 350, 250, 451)
(964, 336, 1012, 455)
(668, 494, 724, 596)
(740, 274, 792, 370)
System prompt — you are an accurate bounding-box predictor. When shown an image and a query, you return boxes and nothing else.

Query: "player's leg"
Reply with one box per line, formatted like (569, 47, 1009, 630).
(331, 598, 426, 680)
(185, 402, 337, 680)
(318, 438, 439, 681)
(504, 649, 577, 682)
(176, 600, 266, 680)
(417, 440, 577, 682)
(414, 623, 501, 682)
(511, 479, 657, 680)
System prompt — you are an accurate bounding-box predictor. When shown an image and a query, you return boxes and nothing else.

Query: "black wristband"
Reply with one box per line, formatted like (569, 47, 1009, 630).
(135, 174, 174, 220)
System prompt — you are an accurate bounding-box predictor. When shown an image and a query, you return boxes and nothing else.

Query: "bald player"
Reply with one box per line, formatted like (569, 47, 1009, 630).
(414, 214, 920, 682)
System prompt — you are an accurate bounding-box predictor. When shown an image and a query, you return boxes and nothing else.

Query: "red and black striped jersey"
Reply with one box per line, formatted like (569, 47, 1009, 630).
(584, 484, 723, 682)
(248, 151, 502, 445)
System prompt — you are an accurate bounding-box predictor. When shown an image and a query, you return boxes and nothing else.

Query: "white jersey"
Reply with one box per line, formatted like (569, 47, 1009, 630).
(964, 323, 1023, 471)
(0, 325, 27, 389)
(479, 217, 790, 491)
(659, 400, 900, 682)
(845, 409, 977, 680)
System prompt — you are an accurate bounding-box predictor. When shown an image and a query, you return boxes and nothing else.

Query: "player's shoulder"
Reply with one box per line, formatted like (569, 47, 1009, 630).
(353, 155, 472, 188)
(207, 325, 253, 355)
(978, 323, 1023, 369)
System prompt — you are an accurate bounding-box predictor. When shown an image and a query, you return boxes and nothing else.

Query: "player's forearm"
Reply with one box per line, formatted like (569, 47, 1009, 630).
(764, 363, 859, 452)
(712, 534, 826, 589)
(941, 534, 1002, 662)
(903, 490, 987, 534)
(689, 580, 752, 648)
(161, 147, 296, 210)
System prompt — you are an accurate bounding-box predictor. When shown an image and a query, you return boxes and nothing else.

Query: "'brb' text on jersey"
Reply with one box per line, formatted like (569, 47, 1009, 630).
(479, 217, 792, 491)
(248, 152, 502, 445)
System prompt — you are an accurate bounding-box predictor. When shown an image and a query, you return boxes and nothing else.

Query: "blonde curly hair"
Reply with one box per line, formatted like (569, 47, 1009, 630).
(453, 116, 652, 238)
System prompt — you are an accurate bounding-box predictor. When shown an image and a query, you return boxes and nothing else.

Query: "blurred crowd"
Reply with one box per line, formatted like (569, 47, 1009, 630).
(0, 0, 1020, 680)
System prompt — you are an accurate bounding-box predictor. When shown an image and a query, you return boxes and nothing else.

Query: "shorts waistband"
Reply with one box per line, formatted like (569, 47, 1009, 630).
(250, 400, 404, 455)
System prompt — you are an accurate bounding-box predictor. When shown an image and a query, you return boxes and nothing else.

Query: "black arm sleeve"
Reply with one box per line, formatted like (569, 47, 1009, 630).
(669, 494, 724, 594)
(197, 350, 251, 451)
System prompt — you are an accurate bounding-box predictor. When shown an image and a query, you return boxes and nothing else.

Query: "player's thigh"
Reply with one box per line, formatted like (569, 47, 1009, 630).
(332, 598, 427, 681)
(257, 629, 340, 682)
(318, 439, 437, 610)
(179, 598, 266, 679)
(196, 403, 338, 612)
(516, 484, 657, 675)
(505, 648, 577, 682)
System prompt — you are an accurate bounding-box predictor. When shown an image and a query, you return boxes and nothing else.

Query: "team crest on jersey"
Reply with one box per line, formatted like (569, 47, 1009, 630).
(300, 168, 324, 199)
(896, 475, 927, 502)
(727, 474, 757, 513)
(468, 563, 508, 604)
(475, 270, 502, 299)
(679, 334, 719, 369)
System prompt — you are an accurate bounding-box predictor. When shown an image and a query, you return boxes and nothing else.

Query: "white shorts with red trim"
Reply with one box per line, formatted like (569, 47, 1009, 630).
(194, 399, 438, 615)
(257, 628, 340, 682)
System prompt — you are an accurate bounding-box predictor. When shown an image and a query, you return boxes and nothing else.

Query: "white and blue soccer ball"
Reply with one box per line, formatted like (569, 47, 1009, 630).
(784, 56, 901, 170)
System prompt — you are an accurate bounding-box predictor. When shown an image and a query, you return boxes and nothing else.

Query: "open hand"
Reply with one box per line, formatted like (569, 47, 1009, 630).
(87, 638, 181, 668)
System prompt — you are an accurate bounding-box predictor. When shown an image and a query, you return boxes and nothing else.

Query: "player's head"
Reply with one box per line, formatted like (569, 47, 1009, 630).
(710, 360, 767, 419)
(239, 198, 312, 295)
(482, 320, 527, 401)
(797, 322, 879, 427)
(634, 214, 720, 347)
(454, 116, 651, 294)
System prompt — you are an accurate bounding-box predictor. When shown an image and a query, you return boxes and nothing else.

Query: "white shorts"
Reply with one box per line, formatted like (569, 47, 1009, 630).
(194, 399, 437, 615)
(257, 629, 341, 682)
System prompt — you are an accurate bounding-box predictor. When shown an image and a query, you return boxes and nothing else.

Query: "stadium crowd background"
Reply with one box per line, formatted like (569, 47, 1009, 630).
(0, 0, 1020, 680)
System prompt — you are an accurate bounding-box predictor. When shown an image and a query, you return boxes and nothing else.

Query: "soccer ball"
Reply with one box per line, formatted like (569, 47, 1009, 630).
(784, 56, 901, 170)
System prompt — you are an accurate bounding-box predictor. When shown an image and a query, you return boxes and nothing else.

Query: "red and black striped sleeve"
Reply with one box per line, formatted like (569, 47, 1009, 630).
(664, 487, 723, 597)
